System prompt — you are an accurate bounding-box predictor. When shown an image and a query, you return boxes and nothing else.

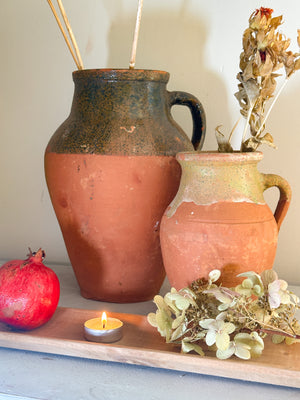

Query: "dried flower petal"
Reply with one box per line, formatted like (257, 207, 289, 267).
(261, 269, 278, 286)
(147, 312, 157, 327)
(209, 269, 221, 283)
(217, 8, 300, 152)
(272, 334, 285, 344)
(165, 292, 191, 311)
(181, 341, 204, 356)
(216, 343, 236, 360)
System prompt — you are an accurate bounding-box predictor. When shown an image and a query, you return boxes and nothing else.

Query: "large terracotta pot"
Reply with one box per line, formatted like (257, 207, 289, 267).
(160, 151, 291, 289)
(44, 69, 206, 302)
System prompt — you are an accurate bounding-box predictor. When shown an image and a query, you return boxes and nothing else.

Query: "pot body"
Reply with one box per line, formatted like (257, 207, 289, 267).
(160, 152, 291, 289)
(45, 69, 206, 302)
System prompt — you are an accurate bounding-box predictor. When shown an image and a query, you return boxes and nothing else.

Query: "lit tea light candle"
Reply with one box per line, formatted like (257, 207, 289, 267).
(84, 312, 123, 343)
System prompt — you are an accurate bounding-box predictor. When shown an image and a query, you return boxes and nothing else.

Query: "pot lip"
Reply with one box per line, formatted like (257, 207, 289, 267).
(72, 68, 170, 83)
(176, 151, 264, 163)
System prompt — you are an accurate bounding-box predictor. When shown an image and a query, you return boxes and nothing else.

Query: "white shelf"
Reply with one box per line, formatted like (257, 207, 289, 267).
(0, 263, 299, 400)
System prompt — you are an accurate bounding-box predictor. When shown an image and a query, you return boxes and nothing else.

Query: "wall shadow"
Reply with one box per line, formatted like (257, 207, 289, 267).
(101, 1, 231, 149)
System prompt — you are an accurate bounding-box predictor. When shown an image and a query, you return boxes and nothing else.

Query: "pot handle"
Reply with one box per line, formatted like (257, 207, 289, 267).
(262, 173, 292, 231)
(167, 91, 206, 150)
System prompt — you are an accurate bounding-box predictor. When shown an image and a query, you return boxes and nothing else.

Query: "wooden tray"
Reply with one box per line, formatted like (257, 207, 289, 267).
(0, 307, 299, 388)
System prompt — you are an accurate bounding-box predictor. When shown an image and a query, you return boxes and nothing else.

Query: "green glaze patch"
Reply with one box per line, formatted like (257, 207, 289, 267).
(167, 152, 268, 217)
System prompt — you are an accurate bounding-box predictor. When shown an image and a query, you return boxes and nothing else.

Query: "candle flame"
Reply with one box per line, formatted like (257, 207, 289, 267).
(101, 311, 107, 329)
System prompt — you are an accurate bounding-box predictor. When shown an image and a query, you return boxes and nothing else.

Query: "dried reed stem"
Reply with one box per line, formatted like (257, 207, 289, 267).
(46, 0, 81, 70)
(57, 0, 84, 70)
(129, 0, 144, 69)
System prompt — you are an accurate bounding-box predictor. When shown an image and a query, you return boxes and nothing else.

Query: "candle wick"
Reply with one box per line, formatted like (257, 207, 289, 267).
(102, 320, 106, 329)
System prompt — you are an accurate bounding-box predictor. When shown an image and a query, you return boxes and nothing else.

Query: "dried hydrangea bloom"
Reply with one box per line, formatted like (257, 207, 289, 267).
(148, 268, 300, 360)
(200, 312, 236, 351)
(216, 332, 264, 360)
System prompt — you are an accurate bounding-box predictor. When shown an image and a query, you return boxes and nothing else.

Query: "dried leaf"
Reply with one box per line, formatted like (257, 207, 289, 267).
(147, 313, 157, 327)
(243, 61, 255, 80)
(172, 312, 186, 330)
(234, 332, 264, 358)
(215, 126, 233, 152)
(181, 341, 204, 356)
(205, 330, 217, 347)
(215, 331, 230, 351)
(194, 331, 206, 341)
(260, 75, 277, 98)
(153, 295, 166, 310)
(272, 334, 285, 344)
(155, 309, 172, 331)
(209, 269, 221, 283)
(155, 308, 173, 341)
(199, 318, 215, 330)
(253, 284, 264, 296)
(294, 58, 300, 71)
(223, 322, 236, 335)
(258, 53, 274, 76)
(216, 344, 235, 360)
(171, 323, 186, 341)
(261, 269, 278, 284)
(242, 133, 277, 151)
(204, 287, 233, 304)
(166, 293, 191, 311)
(163, 295, 180, 315)
(285, 336, 299, 345)
(243, 278, 253, 289)
(236, 74, 260, 103)
(270, 15, 283, 30)
(234, 346, 251, 360)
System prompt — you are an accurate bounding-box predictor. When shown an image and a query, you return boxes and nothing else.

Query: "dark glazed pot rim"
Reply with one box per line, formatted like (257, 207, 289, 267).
(72, 69, 170, 83)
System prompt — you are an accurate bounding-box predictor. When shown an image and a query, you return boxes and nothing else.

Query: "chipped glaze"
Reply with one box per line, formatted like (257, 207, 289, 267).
(166, 151, 266, 218)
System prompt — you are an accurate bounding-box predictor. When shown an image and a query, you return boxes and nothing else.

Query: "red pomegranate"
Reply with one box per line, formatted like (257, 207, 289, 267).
(0, 248, 60, 330)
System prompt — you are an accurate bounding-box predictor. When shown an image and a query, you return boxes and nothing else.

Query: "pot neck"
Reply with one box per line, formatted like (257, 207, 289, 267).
(166, 152, 266, 217)
(69, 69, 170, 119)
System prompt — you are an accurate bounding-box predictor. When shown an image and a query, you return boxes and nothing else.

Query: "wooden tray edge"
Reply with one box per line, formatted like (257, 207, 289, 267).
(0, 307, 299, 389)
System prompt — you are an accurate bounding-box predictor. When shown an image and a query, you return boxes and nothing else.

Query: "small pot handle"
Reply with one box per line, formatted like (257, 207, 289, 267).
(262, 173, 292, 231)
(167, 91, 206, 150)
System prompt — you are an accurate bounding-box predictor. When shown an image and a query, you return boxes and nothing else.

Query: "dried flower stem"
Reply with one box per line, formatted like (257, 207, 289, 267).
(261, 328, 300, 339)
(255, 79, 288, 139)
(239, 303, 294, 337)
(129, 0, 144, 69)
(57, 0, 84, 70)
(228, 116, 241, 144)
(240, 103, 255, 151)
(46, 0, 82, 70)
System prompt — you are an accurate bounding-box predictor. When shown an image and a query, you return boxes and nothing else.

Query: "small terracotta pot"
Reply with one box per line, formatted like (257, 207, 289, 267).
(160, 151, 291, 289)
(44, 69, 206, 302)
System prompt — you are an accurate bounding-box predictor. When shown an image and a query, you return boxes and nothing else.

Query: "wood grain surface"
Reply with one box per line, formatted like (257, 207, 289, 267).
(0, 307, 299, 388)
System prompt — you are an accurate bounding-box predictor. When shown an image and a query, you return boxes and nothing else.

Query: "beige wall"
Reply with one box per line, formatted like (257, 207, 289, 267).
(0, 0, 299, 284)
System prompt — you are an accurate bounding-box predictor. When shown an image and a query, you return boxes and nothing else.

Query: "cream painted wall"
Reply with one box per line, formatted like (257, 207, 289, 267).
(0, 0, 299, 284)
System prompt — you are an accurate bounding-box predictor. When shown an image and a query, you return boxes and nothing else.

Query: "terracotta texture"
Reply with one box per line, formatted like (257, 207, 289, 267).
(45, 69, 206, 302)
(160, 152, 291, 289)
